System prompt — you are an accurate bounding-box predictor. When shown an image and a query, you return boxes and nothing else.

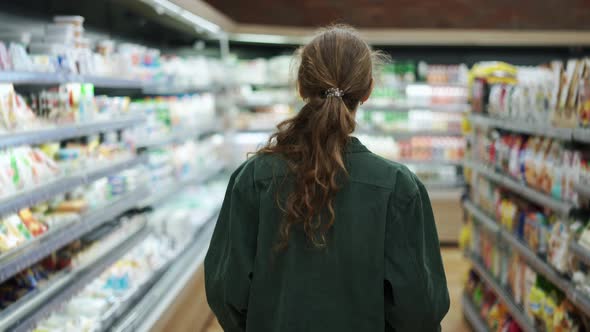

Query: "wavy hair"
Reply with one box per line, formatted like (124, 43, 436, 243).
(258, 25, 383, 249)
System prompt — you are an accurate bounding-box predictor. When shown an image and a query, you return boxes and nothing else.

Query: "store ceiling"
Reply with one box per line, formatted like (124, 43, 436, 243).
(203, 0, 590, 30)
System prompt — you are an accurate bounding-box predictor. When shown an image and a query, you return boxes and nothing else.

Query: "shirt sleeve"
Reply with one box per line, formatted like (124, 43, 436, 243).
(204, 162, 259, 332)
(384, 181, 450, 332)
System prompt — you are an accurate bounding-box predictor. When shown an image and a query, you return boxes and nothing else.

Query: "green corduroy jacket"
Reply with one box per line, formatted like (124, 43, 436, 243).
(204, 137, 450, 332)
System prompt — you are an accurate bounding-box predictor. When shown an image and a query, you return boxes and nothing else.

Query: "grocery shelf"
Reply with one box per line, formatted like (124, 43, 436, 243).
(84, 155, 147, 183)
(236, 101, 296, 108)
(362, 103, 470, 113)
(0, 185, 149, 284)
(138, 165, 225, 208)
(398, 159, 463, 166)
(574, 182, 590, 200)
(0, 155, 146, 218)
(573, 128, 590, 144)
(462, 293, 488, 332)
(468, 253, 535, 332)
(0, 224, 150, 332)
(501, 229, 590, 317)
(109, 210, 219, 332)
(141, 84, 219, 95)
(97, 258, 174, 331)
(135, 126, 220, 150)
(569, 242, 590, 266)
(465, 199, 590, 317)
(71, 75, 144, 89)
(248, 82, 293, 89)
(463, 159, 573, 217)
(404, 82, 468, 88)
(0, 115, 145, 149)
(0, 70, 144, 89)
(463, 200, 500, 234)
(356, 128, 464, 138)
(468, 114, 590, 142)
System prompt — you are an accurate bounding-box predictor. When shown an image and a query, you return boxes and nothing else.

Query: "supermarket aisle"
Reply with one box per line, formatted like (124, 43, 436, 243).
(203, 248, 469, 332)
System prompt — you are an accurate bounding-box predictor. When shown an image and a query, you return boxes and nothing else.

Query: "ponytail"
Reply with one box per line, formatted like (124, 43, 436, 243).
(258, 25, 377, 249)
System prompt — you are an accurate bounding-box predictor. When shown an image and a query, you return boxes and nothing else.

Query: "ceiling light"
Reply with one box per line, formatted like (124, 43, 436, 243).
(140, 0, 221, 35)
(231, 33, 304, 45)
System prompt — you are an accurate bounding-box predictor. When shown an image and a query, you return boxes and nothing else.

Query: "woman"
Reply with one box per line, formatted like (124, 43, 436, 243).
(205, 25, 449, 332)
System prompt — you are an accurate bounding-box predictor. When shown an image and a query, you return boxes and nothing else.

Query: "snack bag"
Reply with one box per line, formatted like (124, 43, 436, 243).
(548, 220, 571, 273)
(528, 285, 546, 319)
(524, 267, 537, 321)
(543, 295, 557, 332)
(509, 136, 524, 179)
(535, 138, 552, 191)
(18, 209, 47, 237)
(524, 212, 541, 253)
(578, 58, 590, 127)
(523, 137, 540, 185)
(0, 221, 20, 252)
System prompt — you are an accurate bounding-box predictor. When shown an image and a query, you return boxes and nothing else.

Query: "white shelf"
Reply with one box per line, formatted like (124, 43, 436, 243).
(463, 159, 573, 217)
(109, 210, 219, 332)
(362, 103, 470, 113)
(0, 115, 145, 149)
(0, 71, 144, 89)
(135, 126, 220, 150)
(462, 293, 488, 332)
(469, 114, 590, 143)
(141, 84, 218, 95)
(468, 253, 535, 332)
(0, 224, 150, 332)
(356, 128, 464, 138)
(138, 165, 225, 208)
(0, 185, 149, 284)
(0, 155, 146, 218)
(398, 159, 463, 166)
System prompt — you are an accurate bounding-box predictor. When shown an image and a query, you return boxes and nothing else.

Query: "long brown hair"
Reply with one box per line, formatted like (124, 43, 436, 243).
(259, 25, 380, 249)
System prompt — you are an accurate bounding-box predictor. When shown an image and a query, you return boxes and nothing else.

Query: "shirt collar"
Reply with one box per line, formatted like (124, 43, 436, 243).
(345, 136, 369, 154)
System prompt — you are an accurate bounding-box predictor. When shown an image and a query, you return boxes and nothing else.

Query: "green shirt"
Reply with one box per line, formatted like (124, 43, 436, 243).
(205, 137, 450, 332)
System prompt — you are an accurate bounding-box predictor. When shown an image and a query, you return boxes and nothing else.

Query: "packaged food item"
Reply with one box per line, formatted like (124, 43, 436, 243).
(578, 59, 590, 127)
(548, 220, 571, 273)
(4, 214, 31, 242)
(0, 221, 21, 252)
(18, 209, 47, 237)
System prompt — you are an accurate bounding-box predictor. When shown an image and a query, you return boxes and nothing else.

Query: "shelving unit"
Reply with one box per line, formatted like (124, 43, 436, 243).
(463, 159, 572, 216)
(357, 128, 464, 138)
(469, 113, 590, 143)
(108, 209, 219, 332)
(0, 224, 150, 332)
(574, 182, 590, 200)
(141, 84, 220, 95)
(0, 71, 145, 89)
(362, 103, 470, 113)
(570, 241, 590, 267)
(462, 293, 488, 332)
(398, 159, 463, 166)
(0, 115, 145, 149)
(468, 253, 535, 332)
(463, 199, 590, 318)
(138, 165, 225, 208)
(0, 155, 146, 217)
(0, 185, 149, 284)
(135, 126, 221, 150)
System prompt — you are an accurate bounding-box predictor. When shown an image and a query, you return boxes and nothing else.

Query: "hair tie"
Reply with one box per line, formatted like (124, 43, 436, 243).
(325, 87, 344, 98)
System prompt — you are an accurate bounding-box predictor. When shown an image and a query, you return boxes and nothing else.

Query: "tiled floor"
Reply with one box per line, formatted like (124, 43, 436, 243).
(204, 248, 470, 332)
